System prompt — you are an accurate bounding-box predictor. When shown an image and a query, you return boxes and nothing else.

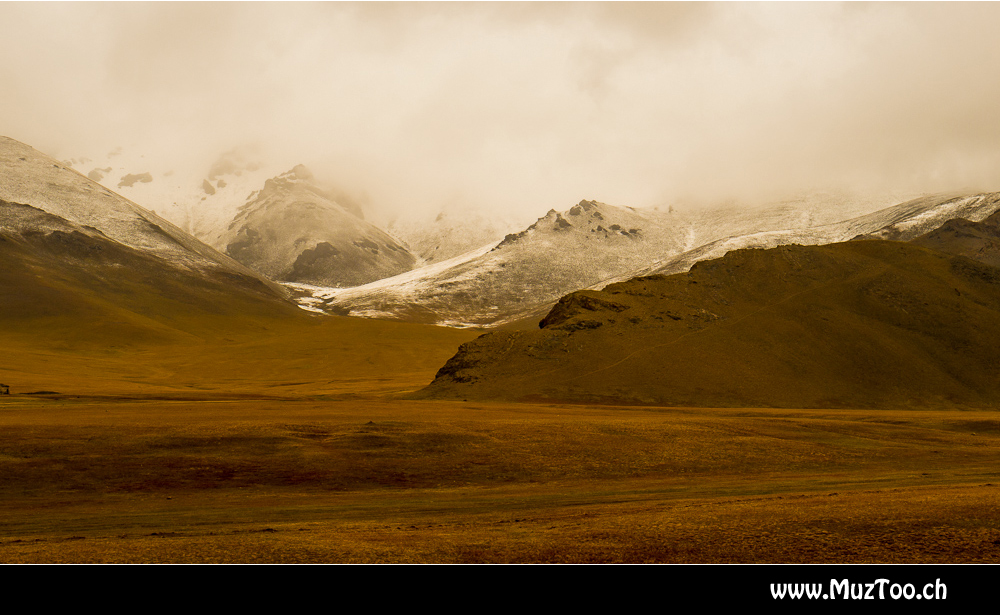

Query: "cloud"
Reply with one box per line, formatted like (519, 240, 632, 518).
(3, 2, 1000, 218)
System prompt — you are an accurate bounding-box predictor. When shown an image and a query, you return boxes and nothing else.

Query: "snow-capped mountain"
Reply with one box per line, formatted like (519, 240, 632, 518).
(291, 199, 694, 327)
(64, 145, 404, 287)
(290, 192, 1000, 328)
(0, 136, 302, 339)
(63, 145, 286, 246)
(626, 192, 1000, 281)
(673, 190, 914, 250)
(387, 205, 535, 265)
(0, 136, 284, 290)
(218, 165, 416, 287)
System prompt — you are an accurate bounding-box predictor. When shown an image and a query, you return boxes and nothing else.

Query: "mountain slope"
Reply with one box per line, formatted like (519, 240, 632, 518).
(0, 137, 307, 344)
(0, 199, 308, 347)
(294, 192, 1000, 328)
(297, 200, 692, 327)
(218, 165, 416, 287)
(1, 136, 288, 296)
(614, 192, 1000, 282)
(418, 240, 1000, 409)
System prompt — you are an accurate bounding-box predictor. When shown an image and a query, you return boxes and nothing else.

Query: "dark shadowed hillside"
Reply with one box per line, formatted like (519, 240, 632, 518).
(419, 240, 1000, 409)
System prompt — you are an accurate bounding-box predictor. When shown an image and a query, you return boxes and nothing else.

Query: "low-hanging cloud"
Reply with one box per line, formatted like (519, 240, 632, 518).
(3, 2, 1000, 219)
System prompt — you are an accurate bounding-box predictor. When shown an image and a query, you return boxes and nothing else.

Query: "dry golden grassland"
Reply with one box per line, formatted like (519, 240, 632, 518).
(1, 317, 999, 563)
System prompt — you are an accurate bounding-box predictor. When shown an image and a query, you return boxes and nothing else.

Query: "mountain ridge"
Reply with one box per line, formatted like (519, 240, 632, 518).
(295, 199, 693, 327)
(291, 192, 1000, 328)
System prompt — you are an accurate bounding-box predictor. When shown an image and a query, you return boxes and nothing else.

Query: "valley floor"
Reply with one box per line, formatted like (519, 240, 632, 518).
(1, 393, 999, 563)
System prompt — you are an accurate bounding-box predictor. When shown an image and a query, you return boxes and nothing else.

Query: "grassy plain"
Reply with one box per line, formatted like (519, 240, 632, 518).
(1, 316, 999, 563)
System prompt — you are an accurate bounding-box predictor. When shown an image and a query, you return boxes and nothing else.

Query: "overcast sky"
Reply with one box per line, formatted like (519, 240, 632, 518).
(3, 2, 1000, 218)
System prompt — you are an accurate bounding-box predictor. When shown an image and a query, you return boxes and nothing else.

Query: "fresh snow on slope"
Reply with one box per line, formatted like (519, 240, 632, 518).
(287, 192, 1000, 328)
(283, 240, 500, 325)
(0, 136, 287, 295)
(612, 192, 1000, 283)
(218, 165, 416, 287)
(287, 200, 695, 326)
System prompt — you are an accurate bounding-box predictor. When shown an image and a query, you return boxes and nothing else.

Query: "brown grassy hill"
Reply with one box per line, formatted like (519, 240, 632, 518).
(418, 240, 1000, 409)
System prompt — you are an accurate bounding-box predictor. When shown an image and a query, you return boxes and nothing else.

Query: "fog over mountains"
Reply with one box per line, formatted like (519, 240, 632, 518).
(12, 127, 1000, 335)
(7, 3, 1000, 225)
(11, 3, 1000, 568)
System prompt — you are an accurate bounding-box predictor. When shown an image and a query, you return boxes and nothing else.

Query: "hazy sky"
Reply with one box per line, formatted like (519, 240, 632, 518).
(4, 2, 1000, 218)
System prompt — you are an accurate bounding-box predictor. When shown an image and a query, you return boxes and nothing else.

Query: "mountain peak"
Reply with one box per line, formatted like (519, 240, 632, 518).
(281, 164, 314, 182)
(220, 167, 415, 287)
(493, 199, 648, 251)
(569, 199, 601, 215)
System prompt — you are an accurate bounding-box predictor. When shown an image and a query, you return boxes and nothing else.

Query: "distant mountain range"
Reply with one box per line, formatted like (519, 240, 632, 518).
(291, 200, 694, 326)
(9, 134, 1000, 410)
(67, 139, 992, 333)
(292, 192, 1000, 327)
(65, 144, 421, 288)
